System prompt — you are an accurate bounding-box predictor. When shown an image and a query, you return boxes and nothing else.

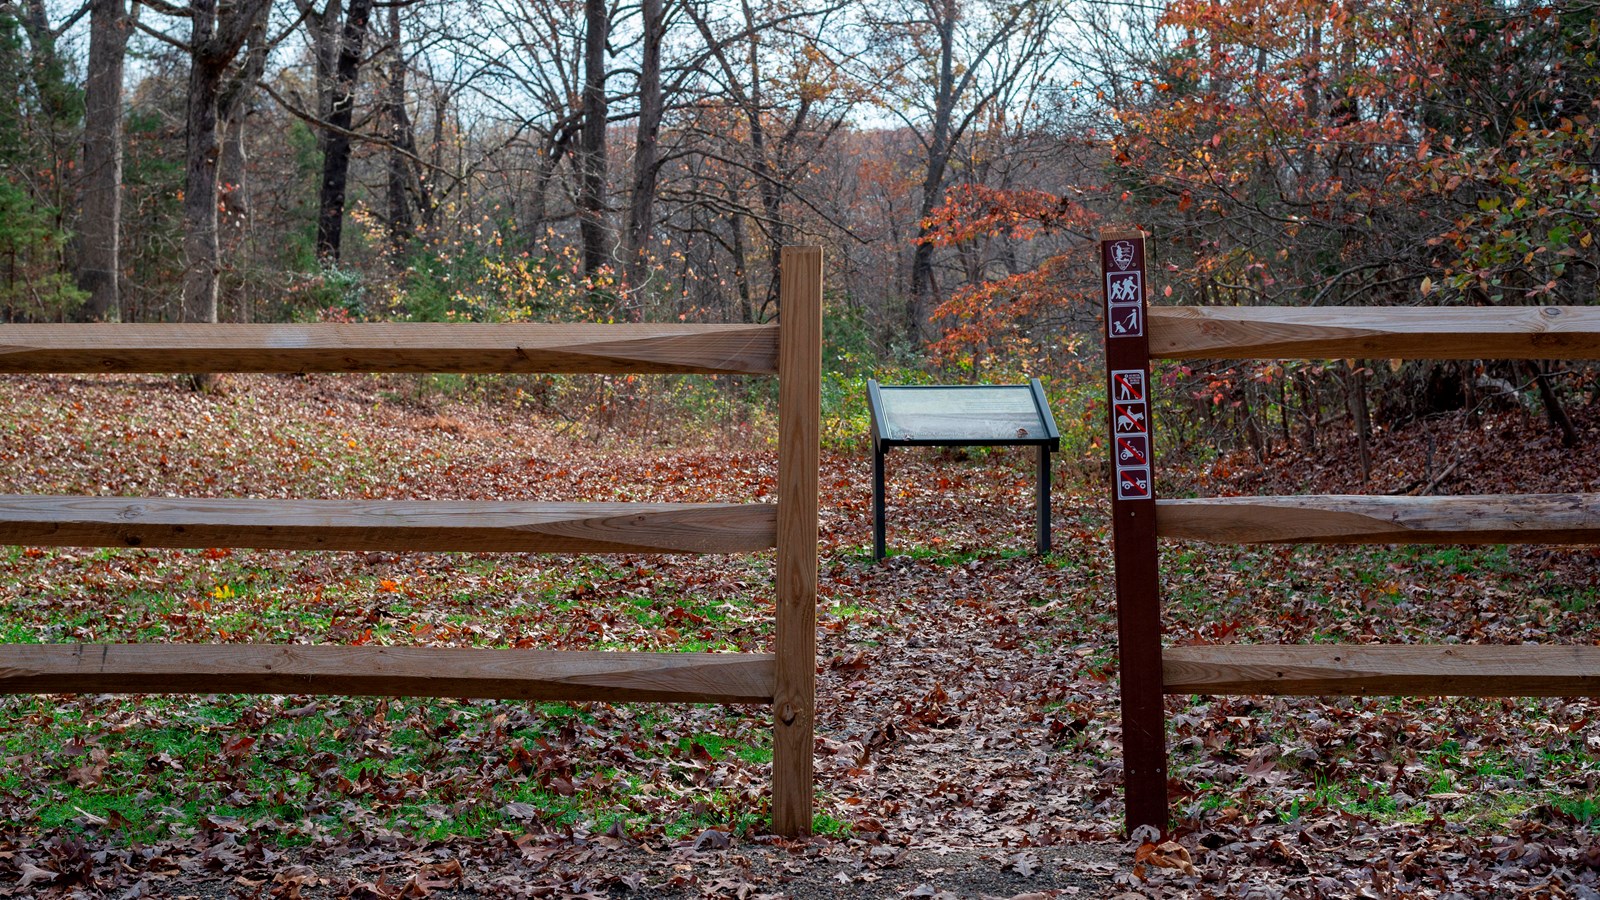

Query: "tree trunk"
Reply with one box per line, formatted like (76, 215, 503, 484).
(621, 0, 662, 318)
(182, 0, 224, 323)
(423, 89, 446, 231)
(1297, 370, 1318, 450)
(297, 0, 341, 152)
(1524, 360, 1580, 449)
(384, 4, 414, 260)
(77, 0, 127, 321)
(19, 0, 76, 241)
(181, 0, 270, 324)
(219, 102, 251, 320)
(907, 0, 956, 344)
(314, 0, 373, 263)
(1347, 360, 1372, 483)
(1240, 385, 1265, 461)
(727, 196, 753, 324)
(578, 0, 610, 280)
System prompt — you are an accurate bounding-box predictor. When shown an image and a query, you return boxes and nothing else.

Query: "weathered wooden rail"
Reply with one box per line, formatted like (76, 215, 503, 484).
(0, 246, 822, 836)
(1100, 230, 1600, 835)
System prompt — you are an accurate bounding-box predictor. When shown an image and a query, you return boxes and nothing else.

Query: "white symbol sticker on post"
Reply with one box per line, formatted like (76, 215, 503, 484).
(1110, 240, 1137, 272)
(1113, 402, 1147, 436)
(1107, 271, 1141, 304)
(1117, 466, 1152, 500)
(1116, 434, 1149, 467)
(1106, 271, 1143, 338)
(1111, 370, 1145, 403)
(1109, 304, 1142, 338)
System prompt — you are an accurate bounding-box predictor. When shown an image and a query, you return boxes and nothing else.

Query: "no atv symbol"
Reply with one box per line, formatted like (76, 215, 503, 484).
(1117, 466, 1151, 500)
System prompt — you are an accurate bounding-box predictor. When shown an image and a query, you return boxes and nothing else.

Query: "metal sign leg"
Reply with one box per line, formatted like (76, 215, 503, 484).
(873, 447, 887, 561)
(1037, 445, 1051, 555)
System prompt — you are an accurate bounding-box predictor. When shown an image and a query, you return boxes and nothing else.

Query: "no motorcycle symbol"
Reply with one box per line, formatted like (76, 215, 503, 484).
(1117, 435, 1148, 466)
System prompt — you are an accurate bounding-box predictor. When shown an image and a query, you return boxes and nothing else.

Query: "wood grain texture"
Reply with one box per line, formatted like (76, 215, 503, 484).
(1165, 644, 1600, 697)
(1158, 493, 1600, 545)
(1149, 306, 1600, 360)
(1100, 227, 1148, 241)
(0, 644, 775, 702)
(772, 246, 821, 837)
(0, 323, 779, 374)
(0, 496, 776, 553)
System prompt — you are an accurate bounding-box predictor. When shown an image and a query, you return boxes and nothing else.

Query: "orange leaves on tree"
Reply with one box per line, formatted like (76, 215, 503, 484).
(919, 184, 1093, 248)
(917, 184, 1101, 365)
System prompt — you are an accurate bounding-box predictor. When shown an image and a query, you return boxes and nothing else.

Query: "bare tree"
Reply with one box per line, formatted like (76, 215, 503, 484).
(382, 2, 417, 257)
(864, 0, 1061, 342)
(136, 0, 273, 322)
(78, 0, 131, 320)
(678, 0, 854, 319)
(578, 0, 610, 280)
(313, 0, 372, 262)
(621, 0, 663, 309)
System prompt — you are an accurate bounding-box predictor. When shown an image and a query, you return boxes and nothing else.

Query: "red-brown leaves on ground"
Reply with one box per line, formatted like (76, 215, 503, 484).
(0, 374, 1596, 896)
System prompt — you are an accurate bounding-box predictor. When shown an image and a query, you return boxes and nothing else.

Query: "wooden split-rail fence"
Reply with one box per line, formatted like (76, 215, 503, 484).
(0, 247, 823, 837)
(1100, 229, 1600, 833)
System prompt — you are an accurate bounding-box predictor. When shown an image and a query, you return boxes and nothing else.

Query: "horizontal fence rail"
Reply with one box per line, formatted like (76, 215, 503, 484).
(1157, 493, 1600, 545)
(1149, 306, 1600, 360)
(0, 246, 824, 835)
(0, 496, 778, 553)
(0, 323, 780, 375)
(1164, 645, 1600, 697)
(0, 644, 776, 702)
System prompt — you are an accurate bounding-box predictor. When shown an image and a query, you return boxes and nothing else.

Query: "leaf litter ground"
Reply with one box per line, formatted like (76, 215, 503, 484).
(0, 374, 1597, 898)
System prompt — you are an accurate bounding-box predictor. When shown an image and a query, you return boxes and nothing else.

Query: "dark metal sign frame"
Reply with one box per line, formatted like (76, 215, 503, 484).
(866, 378, 1060, 561)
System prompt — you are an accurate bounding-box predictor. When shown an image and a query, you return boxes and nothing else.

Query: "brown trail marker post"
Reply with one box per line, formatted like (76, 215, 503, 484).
(1101, 229, 1168, 835)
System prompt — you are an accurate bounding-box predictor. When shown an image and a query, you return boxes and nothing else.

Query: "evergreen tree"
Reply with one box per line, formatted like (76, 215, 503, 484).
(0, 7, 85, 321)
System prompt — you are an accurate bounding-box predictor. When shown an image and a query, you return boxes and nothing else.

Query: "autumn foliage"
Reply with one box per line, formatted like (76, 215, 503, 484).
(919, 0, 1597, 461)
(929, 1, 1598, 357)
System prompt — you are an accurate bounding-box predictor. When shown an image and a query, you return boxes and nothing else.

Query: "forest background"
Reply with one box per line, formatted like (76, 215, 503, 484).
(4, 0, 1598, 454)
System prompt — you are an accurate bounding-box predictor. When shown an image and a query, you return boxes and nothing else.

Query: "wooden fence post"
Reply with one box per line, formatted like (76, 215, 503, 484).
(1101, 229, 1169, 835)
(773, 246, 821, 836)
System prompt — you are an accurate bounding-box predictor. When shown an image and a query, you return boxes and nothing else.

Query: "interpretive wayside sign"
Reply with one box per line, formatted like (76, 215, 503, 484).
(866, 379, 1060, 561)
